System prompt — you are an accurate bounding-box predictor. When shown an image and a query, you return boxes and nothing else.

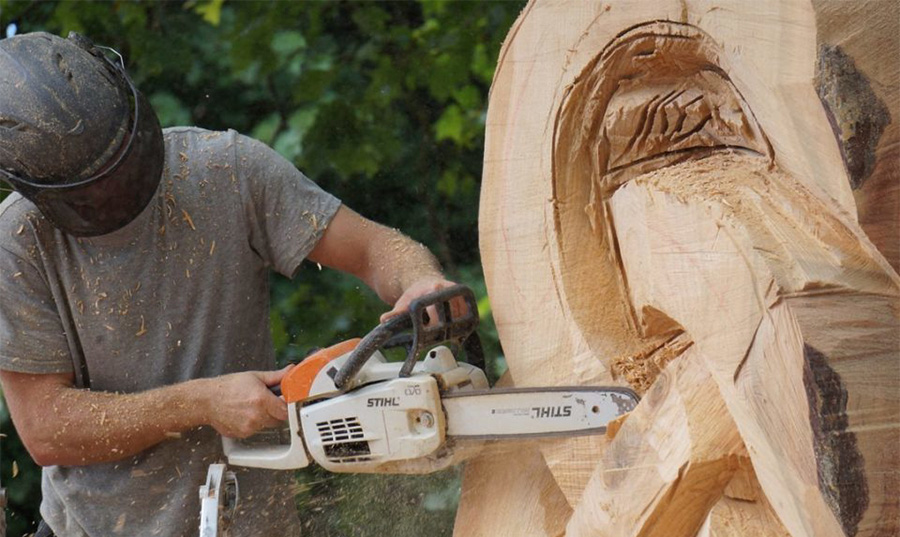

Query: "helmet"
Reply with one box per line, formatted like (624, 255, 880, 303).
(0, 32, 164, 236)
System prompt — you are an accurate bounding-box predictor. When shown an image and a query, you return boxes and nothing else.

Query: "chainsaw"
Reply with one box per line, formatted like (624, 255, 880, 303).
(199, 285, 639, 535)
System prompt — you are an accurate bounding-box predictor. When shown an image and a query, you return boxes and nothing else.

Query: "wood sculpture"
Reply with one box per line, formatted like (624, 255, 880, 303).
(458, 1, 899, 536)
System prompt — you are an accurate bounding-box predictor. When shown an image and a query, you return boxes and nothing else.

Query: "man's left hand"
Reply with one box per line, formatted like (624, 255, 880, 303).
(380, 277, 466, 324)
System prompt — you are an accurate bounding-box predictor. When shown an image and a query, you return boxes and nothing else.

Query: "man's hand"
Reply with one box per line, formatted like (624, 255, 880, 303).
(205, 367, 291, 439)
(379, 277, 466, 323)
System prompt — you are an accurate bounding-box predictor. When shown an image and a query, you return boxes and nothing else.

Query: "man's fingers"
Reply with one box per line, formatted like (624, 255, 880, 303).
(256, 365, 292, 388)
(425, 304, 439, 326)
(379, 309, 399, 323)
(265, 397, 289, 422)
(380, 303, 408, 323)
(450, 295, 469, 319)
(259, 368, 290, 421)
(259, 386, 288, 421)
(380, 283, 472, 326)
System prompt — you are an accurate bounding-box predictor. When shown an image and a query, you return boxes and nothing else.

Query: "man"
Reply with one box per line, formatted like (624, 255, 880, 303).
(0, 32, 456, 536)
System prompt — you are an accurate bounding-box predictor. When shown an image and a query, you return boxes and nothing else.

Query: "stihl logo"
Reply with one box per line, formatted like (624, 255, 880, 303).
(367, 397, 400, 407)
(531, 406, 572, 418)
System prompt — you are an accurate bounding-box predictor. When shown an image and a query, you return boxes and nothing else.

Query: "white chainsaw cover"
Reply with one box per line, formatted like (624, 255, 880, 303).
(300, 376, 446, 472)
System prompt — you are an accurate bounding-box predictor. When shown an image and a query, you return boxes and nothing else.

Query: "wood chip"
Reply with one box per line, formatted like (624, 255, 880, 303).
(135, 316, 147, 337)
(181, 209, 196, 231)
(114, 513, 126, 533)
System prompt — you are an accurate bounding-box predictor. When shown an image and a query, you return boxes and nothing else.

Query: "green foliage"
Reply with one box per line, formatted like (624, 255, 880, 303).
(0, 398, 42, 536)
(0, 0, 523, 534)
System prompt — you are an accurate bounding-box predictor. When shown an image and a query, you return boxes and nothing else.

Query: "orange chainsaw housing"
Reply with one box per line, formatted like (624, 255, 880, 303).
(280, 339, 361, 403)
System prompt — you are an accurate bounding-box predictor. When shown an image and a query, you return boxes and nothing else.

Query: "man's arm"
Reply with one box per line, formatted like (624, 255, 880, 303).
(0, 367, 289, 467)
(308, 206, 459, 321)
(0, 208, 453, 468)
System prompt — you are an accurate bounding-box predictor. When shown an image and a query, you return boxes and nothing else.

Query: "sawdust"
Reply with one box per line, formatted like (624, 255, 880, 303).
(135, 316, 147, 337)
(611, 332, 693, 395)
(181, 209, 196, 231)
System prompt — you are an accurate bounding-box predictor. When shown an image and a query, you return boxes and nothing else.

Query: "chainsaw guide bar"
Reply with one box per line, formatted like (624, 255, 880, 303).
(442, 386, 639, 440)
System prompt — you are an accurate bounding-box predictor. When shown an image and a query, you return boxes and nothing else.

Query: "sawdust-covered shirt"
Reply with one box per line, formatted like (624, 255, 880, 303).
(0, 127, 341, 536)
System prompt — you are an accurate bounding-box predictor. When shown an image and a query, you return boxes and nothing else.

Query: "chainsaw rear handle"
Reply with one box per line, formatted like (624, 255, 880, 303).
(332, 284, 483, 390)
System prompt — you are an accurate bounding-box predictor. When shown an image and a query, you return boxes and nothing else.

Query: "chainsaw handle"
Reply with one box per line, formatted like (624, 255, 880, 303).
(333, 284, 481, 390)
(400, 284, 479, 377)
(333, 314, 412, 389)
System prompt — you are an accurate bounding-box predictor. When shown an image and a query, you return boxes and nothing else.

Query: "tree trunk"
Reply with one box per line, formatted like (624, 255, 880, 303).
(462, 1, 899, 536)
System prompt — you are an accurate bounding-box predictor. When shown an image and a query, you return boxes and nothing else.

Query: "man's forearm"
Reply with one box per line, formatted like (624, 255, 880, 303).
(308, 207, 449, 309)
(2, 367, 288, 467)
(31, 378, 211, 466)
(364, 230, 445, 305)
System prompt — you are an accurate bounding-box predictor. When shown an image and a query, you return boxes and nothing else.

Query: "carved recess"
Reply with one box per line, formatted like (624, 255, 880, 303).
(549, 21, 774, 384)
(555, 21, 773, 206)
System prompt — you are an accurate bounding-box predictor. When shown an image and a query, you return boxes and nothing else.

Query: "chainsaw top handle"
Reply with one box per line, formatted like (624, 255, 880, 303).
(332, 284, 483, 390)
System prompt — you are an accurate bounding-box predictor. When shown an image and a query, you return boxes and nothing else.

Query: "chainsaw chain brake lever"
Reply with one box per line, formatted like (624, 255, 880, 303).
(332, 284, 484, 390)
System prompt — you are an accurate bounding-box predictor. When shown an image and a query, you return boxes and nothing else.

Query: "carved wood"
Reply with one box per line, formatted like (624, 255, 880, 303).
(463, 1, 899, 535)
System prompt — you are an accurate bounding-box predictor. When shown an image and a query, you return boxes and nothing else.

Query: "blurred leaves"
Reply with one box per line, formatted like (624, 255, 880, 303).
(189, 0, 225, 26)
(0, 393, 41, 536)
(0, 0, 523, 534)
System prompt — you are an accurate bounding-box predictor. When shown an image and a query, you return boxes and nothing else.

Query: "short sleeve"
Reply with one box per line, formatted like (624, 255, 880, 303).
(0, 242, 72, 375)
(233, 134, 341, 278)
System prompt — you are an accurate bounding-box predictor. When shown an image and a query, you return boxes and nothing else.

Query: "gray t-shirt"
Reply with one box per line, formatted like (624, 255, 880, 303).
(0, 127, 341, 536)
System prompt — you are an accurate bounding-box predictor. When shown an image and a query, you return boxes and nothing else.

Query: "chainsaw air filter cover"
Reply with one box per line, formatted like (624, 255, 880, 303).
(299, 376, 446, 473)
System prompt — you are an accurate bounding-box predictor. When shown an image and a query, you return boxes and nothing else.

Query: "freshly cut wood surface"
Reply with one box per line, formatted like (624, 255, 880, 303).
(466, 0, 900, 535)
(454, 443, 571, 537)
(606, 160, 898, 536)
(707, 496, 791, 537)
(566, 350, 744, 537)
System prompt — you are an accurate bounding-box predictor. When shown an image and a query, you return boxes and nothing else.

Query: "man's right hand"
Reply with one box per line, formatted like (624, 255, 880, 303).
(205, 367, 291, 439)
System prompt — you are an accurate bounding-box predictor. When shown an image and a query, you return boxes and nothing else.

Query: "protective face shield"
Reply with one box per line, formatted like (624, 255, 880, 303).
(0, 33, 164, 237)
